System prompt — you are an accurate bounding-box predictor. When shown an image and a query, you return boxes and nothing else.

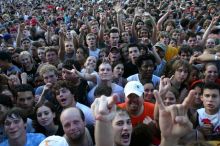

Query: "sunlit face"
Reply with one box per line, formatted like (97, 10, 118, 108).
(42, 71, 58, 84)
(65, 41, 75, 54)
(110, 32, 119, 46)
(144, 83, 154, 102)
(125, 93, 143, 116)
(56, 88, 75, 108)
(206, 38, 215, 49)
(121, 32, 130, 43)
(99, 63, 113, 81)
(204, 64, 218, 82)
(113, 64, 124, 78)
(112, 112, 132, 146)
(174, 67, 188, 83)
(84, 56, 97, 69)
(37, 105, 55, 127)
(22, 40, 31, 50)
(201, 89, 220, 115)
(61, 109, 85, 141)
(128, 47, 140, 63)
(19, 55, 32, 68)
(86, 35, 96, 48)
(46, 51, 58, 65)
(163, 91, 177, 106)
(38, 49, 46, 62)
(4, 115, 26, 140)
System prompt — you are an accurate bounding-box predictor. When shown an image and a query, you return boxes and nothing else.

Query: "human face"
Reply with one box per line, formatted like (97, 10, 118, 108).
(22, 40, 31, 50)
(4, 115, 26, 140)
(187, 37, 197, 48)
(84, 56, 97, 69)
(172, 32, 180, 40)
(194, 86, 202, 105)
(17, 91, 34, 111)
(56, 88, 75, 108)
(144, 83, 154, 102)
(11, 53, 20, 64)
(128, 47, 140, 64)
(62, 68, 78, 80)
(86, 35, 96, 48)
(121, 32, 130, 43)
(206, 39, 215, 49)
(46, 51, 58, 65)
(65, 41, 75, 54)
(163, 91, 176, 106)
(91, 25, 99, 34)
(204, 64, 218, 82)
(110, 33, 119, 46)
(174, 67, 188, 83)
(112, 112, 132, 146)
(76, 48, 85, 61)
(42, 71, 58, 84)
(99, 63, 113, 81)
(109, 51, 121, 63)
(20, 55, 32, 68)
(37, 105, 55, 127)
(38, 49, 46, 62)
(125, 93, 143, 116)
(113, 64, 124, 78)
(201, 89, 220, 115)
(61, 109, 85, 140)
(180, 52, 190, 61)
(139, 60, 155, 79)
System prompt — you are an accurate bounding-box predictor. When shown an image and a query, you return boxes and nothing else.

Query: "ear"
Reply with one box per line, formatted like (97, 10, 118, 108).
(200, 95, 204, 101)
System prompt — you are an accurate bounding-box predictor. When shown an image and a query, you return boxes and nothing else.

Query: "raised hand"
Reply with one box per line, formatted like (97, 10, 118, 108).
(159, 75, 171, 97)
(154, 90, 196, 145)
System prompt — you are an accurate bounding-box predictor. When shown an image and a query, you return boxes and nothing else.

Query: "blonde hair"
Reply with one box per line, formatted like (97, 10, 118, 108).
(39, 64, 58, 77)
(19, 51, 34, 63)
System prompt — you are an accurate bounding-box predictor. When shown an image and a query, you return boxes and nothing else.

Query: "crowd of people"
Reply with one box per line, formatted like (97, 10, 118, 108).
(0, 0, 220, 145)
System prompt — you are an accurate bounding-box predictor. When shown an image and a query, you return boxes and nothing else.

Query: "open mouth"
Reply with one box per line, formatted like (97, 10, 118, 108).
(121, 133, 130, 143)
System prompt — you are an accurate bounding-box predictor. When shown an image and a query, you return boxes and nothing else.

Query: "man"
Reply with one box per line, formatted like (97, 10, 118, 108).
(0, 51, 21, 75)
(45, 46, 60, 67)
(118, 81, 155, 127)
(0, 108, 45, 146)
(53, 80, 95, 125)
(60, 107, 94, 146)
(14, 84, 36, 132)
(86, 33, 100, 58)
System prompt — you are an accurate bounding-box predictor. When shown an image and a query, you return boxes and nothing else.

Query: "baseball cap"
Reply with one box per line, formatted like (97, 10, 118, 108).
(124, 81, 144, 97)
(154, 42, 167, 52)
(39, 136, 69, 146)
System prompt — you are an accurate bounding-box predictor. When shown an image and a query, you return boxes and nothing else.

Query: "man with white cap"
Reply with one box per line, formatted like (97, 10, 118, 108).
(118, 81, 155, 127)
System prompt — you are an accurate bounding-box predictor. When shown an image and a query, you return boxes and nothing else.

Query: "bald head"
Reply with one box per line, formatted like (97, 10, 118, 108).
(60, 107, 86, 141)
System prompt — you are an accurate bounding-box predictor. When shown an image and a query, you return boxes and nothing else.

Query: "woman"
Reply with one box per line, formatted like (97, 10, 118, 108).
(34, 102, 64, 136)
(143, 81, 155, 103)
(19, 51, 38, 86)
(76, 47, 89, 69)
(112, 62, 127, 87)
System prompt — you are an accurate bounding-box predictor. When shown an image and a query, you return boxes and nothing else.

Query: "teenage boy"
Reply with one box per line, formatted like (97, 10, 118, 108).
(193, 82, 220, 140)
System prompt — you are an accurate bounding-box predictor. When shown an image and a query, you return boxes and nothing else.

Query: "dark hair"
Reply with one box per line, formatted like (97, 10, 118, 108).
(3, 107, 27, 124)
(14, 84, 34, 96)
(135, 54, 156, 68)
(178, 45, 192, 55)
(202, 82, 220, 94)
(94, 83, 112, 97)
(129, 123, 153, 146)
(0, 51, 12, 63)
(62, 59, 81, 71)
(0, 94, 13, 108)
(109, 28, 119, 34)
(33, 102, 61, 136)
(127, 43, 140, 51)
(53, 80, 78, 97)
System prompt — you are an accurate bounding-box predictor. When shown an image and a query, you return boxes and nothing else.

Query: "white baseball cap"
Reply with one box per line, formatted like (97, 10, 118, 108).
(39, 136, 69, 146)
(124, 81, 144, 97)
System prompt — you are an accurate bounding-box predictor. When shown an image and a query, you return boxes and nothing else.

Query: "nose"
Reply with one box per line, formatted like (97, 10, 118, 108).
(123, 123, 129, 131)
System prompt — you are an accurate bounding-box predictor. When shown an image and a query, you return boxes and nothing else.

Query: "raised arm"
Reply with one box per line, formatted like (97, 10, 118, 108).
(16, 23, 25, 48)
(200, 16, 219, 46)
(58, 31, 65, 62)
(114, 3, 124, 33)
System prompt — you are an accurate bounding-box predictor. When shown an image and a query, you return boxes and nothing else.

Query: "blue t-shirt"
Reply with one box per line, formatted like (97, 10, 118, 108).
(0, 133, 45, 146)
